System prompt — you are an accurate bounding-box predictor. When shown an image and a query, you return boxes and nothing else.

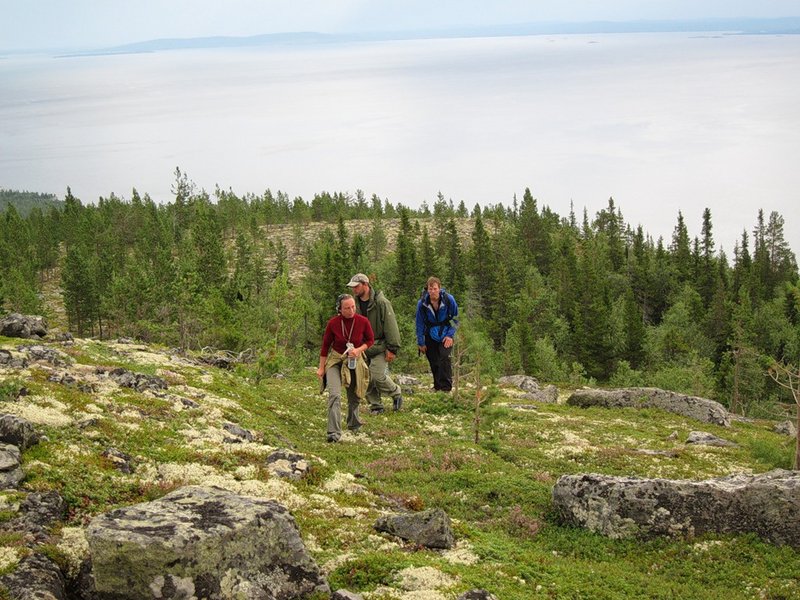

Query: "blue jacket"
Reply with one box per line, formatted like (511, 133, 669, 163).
(416, 288, 459, 344)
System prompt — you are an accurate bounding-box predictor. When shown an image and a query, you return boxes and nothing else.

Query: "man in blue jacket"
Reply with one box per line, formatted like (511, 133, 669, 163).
(415, 276, 459, 392)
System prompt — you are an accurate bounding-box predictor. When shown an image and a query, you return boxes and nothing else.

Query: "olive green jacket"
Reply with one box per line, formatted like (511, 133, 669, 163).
(357, 288, 401, 358)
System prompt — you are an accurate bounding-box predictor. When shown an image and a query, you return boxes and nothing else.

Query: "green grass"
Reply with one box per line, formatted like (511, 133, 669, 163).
(2, 339, 798, 598)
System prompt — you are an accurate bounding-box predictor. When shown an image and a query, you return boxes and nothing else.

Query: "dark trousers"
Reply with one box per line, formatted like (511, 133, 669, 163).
(425, 333, 452, 391)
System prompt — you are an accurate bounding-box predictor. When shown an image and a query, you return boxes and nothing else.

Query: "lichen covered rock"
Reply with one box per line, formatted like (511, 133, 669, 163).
(567, 387, 731, 426)
(375, 508, 455, 549)
(552, 469, 800, 548)
(86, 485, 329, 599)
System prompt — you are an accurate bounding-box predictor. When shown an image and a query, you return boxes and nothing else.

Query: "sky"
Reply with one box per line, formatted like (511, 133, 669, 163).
(2, 0, 800, 52)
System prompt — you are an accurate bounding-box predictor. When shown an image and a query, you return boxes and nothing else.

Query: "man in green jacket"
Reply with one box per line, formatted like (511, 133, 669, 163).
(347, 273, 403, 413)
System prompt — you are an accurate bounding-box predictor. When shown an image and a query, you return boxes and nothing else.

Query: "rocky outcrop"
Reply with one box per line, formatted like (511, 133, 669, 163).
(20, 344, 70, 366)
(457, 591, 499, 600)
(552, 469, 800, 548)
(774, 420, 797, 438)
(374, 508, 455, 549)
(266, 450, 310, 480)
(0, 348, 28, 369)
(498, 375, 559, 404)
(0, 442, 24, 489)
(331, 591, 364, 600)
(0, 553, 66, 600)
(3, 490, 67, 544)
(685, 431, 737, 447)
(566, 387, 731, 426)
(222, 422, 254, 443)
(0, 413, 40, 450)
(394, 375, 421, 386)
(0, 313, 48, 339)
(101, 447, 135, 474)
(85, 485, 329, 599)
(106, 367, 168, 393)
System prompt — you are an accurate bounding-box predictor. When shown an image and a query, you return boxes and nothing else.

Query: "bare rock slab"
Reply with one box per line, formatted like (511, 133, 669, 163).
(567, 387, 731, 426)
(552, 469, 800, 548)
(85, 485, 329, 599)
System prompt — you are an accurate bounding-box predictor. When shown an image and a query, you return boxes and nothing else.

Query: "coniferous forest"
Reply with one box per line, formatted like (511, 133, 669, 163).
(1, 171, 798, 420)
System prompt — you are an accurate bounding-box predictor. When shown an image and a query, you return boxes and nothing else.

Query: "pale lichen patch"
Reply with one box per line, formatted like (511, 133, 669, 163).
(322, 551, 354, 575)
(0, 398, 73, 427)
(136, 462, 307, 509)
(542, 430, 598, 458)
(322, 471, 369, 495)
(0, 546, 21, 571)
(396, 566, 458, 592)
(442, 540, 480, 565)
(56, 527, 90, 579)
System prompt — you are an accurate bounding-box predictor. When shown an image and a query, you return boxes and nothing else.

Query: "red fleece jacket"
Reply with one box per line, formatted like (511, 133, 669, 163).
(320, 314, 374, 357)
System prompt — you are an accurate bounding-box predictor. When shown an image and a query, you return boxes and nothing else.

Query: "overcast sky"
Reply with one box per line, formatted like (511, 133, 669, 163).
(3, 0, 799, 52)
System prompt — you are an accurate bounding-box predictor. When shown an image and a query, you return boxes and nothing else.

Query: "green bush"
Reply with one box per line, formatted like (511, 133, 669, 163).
(329, 553, 396, 591)
(609, 360, 645, 387)
(748, 438, 794, 470)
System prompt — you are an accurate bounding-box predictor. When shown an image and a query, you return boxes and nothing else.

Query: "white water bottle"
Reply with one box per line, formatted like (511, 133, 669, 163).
(346, 343, 356, 369)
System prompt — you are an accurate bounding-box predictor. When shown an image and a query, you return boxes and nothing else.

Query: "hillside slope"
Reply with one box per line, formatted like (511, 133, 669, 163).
(0, 334, 798, 598)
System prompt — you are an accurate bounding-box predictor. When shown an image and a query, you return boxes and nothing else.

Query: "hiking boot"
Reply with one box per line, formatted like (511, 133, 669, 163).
(326, 434, 340, 443)
(369, 406, 385, 415)
(393, 395, 403, 411)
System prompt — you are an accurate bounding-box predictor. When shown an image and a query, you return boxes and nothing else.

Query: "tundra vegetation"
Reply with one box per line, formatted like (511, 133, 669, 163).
(0, 175, 798, 597)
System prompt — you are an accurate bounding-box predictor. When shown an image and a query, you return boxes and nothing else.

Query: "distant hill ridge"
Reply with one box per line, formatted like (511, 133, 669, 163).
(0, 189, 63, 217)
(71, 17, 800, 56)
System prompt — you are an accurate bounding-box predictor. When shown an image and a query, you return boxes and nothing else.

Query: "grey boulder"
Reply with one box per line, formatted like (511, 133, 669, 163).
(331, 591, 365, 600)
(374, 508, 455, 549)
(85, 485, 329, 599)
(774, 420, 797, 438)
(107, 367, 168, 393)
(552, 469, 800, 548)
(0, 553, 66, 600)
(567, 387, 731, 426)
(498, 375, 559, 403)
(457, 591, 499, 600)
(685, 431, 737, 447)
(0, 313, 48, 339)
(266, 449, 310, 480)
(0, 442, 23, 489)
(0, 413, 40, 450)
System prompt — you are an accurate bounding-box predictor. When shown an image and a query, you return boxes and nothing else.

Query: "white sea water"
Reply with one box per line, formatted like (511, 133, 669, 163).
(1, 32, 799, 253)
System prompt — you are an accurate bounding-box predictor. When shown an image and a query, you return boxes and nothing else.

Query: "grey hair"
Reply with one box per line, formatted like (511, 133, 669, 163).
(336, 293, 354, 314)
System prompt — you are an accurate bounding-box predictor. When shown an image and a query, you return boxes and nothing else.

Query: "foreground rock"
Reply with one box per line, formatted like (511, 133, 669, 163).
(86, 485, 329, 599)
(0, 313, 48, 339)
(552, 469, 800, 548)
(374, 508, 455, 549)
(567, 387, 731, 426)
